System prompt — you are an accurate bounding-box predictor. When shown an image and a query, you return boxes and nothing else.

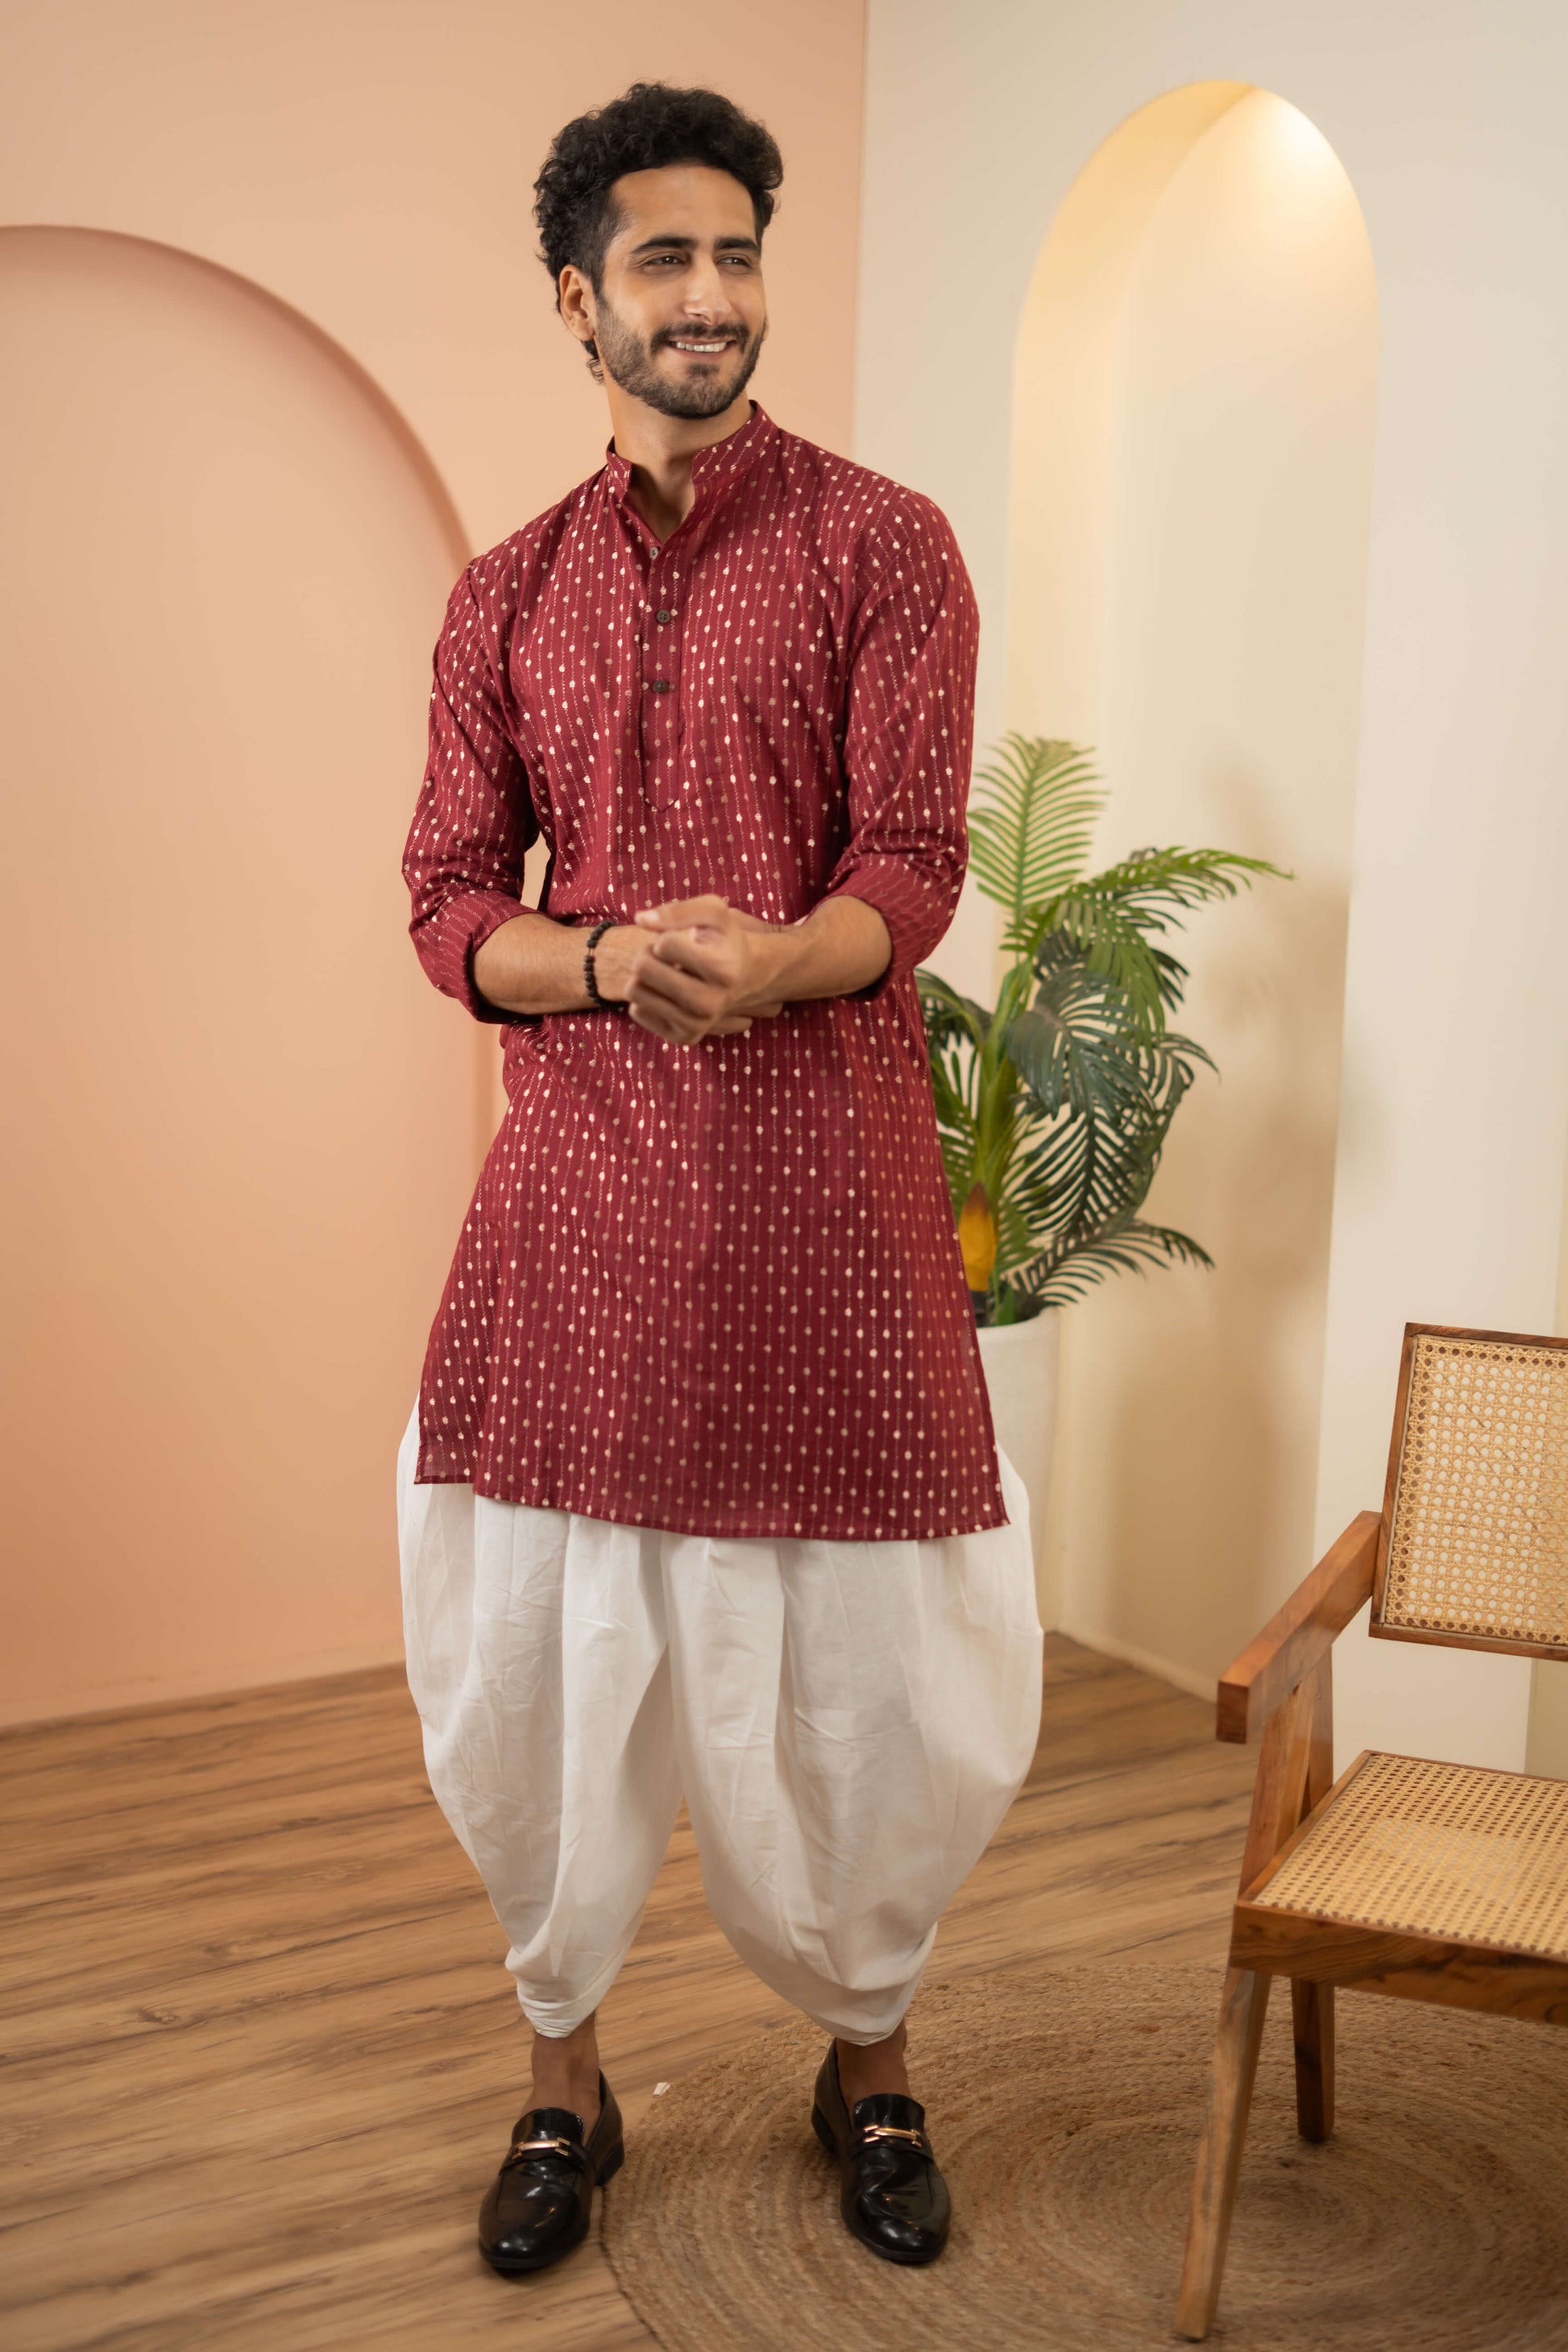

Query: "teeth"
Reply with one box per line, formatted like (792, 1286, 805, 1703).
(673, 340, 728, 352)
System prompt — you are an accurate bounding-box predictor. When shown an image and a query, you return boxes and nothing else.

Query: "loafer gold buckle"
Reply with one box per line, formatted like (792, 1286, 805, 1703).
(505, 2133, 579, 2163)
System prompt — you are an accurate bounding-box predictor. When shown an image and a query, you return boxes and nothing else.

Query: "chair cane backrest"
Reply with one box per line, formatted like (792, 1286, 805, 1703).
(1372, 1325, 1568, 1658)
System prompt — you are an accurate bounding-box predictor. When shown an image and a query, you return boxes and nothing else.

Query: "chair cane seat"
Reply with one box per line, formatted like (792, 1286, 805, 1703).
(1250, 1751, 1568, 1960)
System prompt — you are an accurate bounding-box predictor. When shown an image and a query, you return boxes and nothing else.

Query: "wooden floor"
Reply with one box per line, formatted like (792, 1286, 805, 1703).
(1, 1636, 1254, 2351)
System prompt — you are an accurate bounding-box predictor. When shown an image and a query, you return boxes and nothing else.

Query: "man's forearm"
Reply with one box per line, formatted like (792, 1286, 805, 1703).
(471, 896, 891, 1019)
(471, 909, 645, 1015)
(740, 894, 892, 1006)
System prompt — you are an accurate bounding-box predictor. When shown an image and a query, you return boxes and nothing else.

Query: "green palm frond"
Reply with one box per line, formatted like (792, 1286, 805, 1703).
(1011, 1220, 1214, 1308)
(1003, 1056, 1187, 1253)
(918, 971, 989, 1217)
(928, 1048, 969, 1127)
(1076, 843, 1288, 919)
(1005, 847, 1291, 1031)
(915, 968, 992, 1052)
(1018, 897, 1173, 1027)
(967, 735, 1104, 922)
(993, 1190, 1039, 1277)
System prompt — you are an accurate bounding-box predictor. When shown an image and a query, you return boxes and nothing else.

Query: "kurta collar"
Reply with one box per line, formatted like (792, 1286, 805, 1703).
(603, 399, 774, 522)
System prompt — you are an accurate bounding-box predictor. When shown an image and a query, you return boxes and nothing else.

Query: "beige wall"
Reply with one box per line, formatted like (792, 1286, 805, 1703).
(1006, 87, 1378, 1689)
(859, 0, 1568, 1768)
(1, 3, 866, 1720)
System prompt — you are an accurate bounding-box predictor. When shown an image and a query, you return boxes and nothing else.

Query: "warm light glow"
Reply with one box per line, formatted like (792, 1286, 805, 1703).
(1261, 89, 1340, 170)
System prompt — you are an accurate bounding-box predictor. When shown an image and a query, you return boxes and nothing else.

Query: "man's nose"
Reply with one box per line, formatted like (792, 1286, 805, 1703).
(680, 255, 737, 321)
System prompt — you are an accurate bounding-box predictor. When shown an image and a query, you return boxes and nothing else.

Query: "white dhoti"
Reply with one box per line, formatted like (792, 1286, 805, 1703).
(396, 1403, 1044, 2043)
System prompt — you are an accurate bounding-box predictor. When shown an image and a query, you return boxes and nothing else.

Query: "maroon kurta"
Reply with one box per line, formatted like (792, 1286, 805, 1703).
(403, 400, 1006, 1540)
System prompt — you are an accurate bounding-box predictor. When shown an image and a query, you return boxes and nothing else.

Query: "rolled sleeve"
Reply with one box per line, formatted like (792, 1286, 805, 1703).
(819, 494, 979, 1002)
(402, 566, 537, 1024)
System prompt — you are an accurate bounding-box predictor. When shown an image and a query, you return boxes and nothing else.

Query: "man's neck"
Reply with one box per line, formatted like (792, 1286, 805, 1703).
(608, 393, 753, 541)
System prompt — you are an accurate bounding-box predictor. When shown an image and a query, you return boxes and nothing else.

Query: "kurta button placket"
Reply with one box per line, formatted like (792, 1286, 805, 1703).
(641, 547, 685, 811)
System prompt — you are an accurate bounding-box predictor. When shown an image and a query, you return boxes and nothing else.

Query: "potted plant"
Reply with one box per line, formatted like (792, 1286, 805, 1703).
(917, 733, 1285, 1592)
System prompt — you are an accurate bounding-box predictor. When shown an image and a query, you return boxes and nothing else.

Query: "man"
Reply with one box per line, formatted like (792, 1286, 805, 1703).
(399, 81, 1043, 2277)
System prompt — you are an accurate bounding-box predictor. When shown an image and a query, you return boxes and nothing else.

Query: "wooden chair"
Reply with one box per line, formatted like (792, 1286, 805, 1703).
(1176, 1321, 1568, 2340)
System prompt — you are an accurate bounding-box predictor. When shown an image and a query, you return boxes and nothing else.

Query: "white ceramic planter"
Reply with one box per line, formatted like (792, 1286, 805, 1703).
(977, 1311, 1061, 1623)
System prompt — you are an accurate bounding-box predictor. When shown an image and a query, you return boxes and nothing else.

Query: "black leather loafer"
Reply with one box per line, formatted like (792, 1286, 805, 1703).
(478, 2073, 624, 2275)
(811, 2043, 951, 2265)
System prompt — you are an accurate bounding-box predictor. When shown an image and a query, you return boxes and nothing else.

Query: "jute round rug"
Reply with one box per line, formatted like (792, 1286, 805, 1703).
(601, 1960, 1568, 2351)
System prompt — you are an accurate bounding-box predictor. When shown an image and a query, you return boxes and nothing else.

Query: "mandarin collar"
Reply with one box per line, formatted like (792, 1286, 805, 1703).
(603, 399, 774, 519)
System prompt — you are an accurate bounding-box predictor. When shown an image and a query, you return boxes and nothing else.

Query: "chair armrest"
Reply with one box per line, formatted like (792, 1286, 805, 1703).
(1215, 1511, 1379, 1744)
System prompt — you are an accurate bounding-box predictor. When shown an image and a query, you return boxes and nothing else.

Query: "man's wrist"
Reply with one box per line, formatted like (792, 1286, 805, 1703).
(589, 923, 649, 1004)
(737, 923, 803, 1010)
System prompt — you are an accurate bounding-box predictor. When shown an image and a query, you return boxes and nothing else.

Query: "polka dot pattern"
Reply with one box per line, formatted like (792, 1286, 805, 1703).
(401, 401, 1006, 1540)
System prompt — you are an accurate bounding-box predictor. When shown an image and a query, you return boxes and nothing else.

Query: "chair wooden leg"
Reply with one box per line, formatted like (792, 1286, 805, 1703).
(1291, 1977, 1334, 2142)
(1176, 1966, 1271, 2341)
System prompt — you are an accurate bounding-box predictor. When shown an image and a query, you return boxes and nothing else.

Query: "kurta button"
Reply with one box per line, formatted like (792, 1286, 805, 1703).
(650, 678, 672, 693)
(656, 609, 674, 624)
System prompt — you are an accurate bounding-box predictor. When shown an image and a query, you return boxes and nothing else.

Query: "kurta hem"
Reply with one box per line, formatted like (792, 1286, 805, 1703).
(411, 1443, 1011, 1544)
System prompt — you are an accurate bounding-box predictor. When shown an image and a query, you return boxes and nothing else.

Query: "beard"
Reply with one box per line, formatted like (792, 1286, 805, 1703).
(592, 301, 766, 420)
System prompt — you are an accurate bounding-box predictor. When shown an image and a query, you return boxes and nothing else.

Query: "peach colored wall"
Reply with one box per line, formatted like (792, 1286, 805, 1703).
(1, 226, 476, 1715)
(1, 4, 866, 1721)
(0, 1, 865, 550)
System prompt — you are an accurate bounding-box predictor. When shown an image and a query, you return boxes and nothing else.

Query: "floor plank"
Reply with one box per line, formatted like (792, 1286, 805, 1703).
(0, 1636, 1254, 2350)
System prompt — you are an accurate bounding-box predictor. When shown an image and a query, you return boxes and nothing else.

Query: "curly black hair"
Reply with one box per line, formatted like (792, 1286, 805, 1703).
(533, 81, 783, 340)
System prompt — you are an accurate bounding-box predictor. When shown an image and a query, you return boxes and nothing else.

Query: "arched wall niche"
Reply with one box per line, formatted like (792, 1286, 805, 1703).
(0, 224, 525, 1719)
(1006, 89, 1379, 1690)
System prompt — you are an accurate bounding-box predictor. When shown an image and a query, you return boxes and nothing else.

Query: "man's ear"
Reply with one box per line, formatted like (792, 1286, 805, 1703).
(557, 264, 593, 338)
(556, 268, 602, 377)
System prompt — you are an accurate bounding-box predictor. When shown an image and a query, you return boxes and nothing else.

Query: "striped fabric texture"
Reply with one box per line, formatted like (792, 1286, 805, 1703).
(401, 400, 1006, 1541)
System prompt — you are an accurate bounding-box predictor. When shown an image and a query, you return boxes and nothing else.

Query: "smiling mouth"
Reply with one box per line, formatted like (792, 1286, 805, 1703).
(666, 338, 736, 356)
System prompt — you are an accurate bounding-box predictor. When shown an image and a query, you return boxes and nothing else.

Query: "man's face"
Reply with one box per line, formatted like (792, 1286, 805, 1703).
(570, 163, 769, 421)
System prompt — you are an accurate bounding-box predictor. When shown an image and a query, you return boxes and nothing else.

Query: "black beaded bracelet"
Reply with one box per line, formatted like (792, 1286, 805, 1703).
(583, 917, 616, 1010)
